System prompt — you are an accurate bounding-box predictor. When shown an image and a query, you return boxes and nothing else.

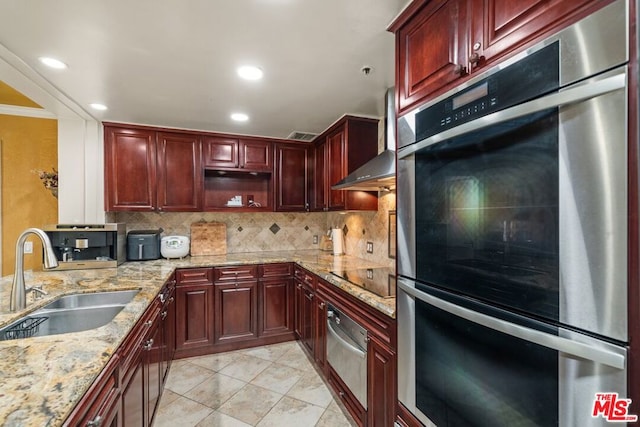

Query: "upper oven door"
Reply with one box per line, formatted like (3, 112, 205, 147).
(398, 64, 628, 342)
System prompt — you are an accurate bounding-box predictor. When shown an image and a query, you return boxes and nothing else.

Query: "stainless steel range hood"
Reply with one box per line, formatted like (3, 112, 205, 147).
(332, 88, 396, 191)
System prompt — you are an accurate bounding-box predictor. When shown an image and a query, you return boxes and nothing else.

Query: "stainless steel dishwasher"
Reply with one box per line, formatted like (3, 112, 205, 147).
(326, 303, 368, 408)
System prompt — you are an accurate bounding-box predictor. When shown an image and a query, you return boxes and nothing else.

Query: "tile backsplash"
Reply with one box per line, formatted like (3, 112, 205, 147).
(111, 191, 395, 268)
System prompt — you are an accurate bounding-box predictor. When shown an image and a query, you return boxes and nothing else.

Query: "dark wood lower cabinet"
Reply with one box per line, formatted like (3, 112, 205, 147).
(69, 263, 395, 427)
(368, 335, 396, 427)
(214, 280, 258, 344)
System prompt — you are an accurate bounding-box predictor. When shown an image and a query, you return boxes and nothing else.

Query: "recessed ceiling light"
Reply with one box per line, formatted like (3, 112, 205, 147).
(231, 112, 249, 122)
(237, 65, 263, 81)
(38, 57, 67, 69)
(90, 103, 108, 111)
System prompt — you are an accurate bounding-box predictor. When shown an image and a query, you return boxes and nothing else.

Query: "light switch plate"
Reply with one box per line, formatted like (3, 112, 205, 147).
(366, 241, 373, 253)
(313, 235, 319, 244)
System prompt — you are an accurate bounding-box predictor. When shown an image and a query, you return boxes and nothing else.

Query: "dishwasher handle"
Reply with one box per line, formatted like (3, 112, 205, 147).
(327, 319, 366, 359)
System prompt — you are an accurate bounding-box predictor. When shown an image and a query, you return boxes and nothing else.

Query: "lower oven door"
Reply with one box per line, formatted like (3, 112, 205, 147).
(397, 278, 628, 427)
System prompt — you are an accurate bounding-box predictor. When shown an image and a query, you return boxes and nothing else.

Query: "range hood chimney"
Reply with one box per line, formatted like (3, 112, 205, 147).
(331, 88, 396, 191)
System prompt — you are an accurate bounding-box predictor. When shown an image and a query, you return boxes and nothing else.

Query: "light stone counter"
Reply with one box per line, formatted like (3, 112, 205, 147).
(0, 250, 395, 426)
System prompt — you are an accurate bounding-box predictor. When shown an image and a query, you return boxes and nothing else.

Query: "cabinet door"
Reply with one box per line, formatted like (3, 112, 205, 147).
(214, 280, 258, 344)
(203, 137, 239, 169)
(367, 335, 396, 427)
(175, 284, 215, 352)
(145, 317, 162, 426)
(294, 279, 304, 339)
(326, 131, 346, 210)
(275, 143, 309, 211)
(104, 126, 157, 211)
(311, 142, 327, 211)
(121, 343, 145, 427)
(314, 292, 327, 372)
(260, 277, 293, 336)
(162, 288, 176, 383)
(301, 284, 315, 354)
(470, 0, 599, 73)
(156, 132, 202, 211)
(241, 140, 273, 171)
(396, 0, 469, 112)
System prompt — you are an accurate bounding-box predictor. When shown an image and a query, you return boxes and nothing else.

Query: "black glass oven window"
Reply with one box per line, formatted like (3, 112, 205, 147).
(415, 109, 559, 321)
(415, 298, 558, 427)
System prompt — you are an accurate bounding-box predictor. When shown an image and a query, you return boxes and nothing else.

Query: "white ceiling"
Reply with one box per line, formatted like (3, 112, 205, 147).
(0, 0, 406, 139)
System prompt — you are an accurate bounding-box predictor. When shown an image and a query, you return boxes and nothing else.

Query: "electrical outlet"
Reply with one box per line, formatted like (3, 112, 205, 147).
(24, 241, 33, 254)
(313, 235, 319, 244)
(366, 241, 374, 253)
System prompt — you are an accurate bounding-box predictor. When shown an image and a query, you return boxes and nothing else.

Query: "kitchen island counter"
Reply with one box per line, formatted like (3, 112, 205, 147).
(0, 250, 394, 426)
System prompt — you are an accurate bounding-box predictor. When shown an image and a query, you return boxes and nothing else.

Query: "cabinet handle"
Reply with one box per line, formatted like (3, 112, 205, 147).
(169, 296, 175, 303)
(144, 339, 154, 351)
(306, 292, 314, 301)
(297, 283, 302, 289)
(453, 64, 467, 75)
(339, 391, 345, 398)
(158, 293, 166, 304)
(144, 320, 153, 327)
(469, 52, 481, 66)
(161, 310, 168, 320)
(319, 302, 325, 309)
(87, 416, 102, 427)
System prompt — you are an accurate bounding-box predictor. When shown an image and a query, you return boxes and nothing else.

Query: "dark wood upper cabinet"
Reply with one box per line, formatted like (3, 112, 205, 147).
(311, 116, 379, 212)
(104, 126, 157, 211)
(203, 137, 238, 169)
(203, 137, 272, 172)
(156, 132, 202, 212)
(389, 0, 605, 113)
(393, 0, 469, 113)
(275, 143, 309, 211)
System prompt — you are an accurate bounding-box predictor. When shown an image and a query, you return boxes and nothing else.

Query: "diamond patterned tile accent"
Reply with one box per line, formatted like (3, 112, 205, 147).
(342, 224, 349, 235)
(269, 223, 281, 234)
(304, 226, 309, 231)
(238, 226, 243, 232)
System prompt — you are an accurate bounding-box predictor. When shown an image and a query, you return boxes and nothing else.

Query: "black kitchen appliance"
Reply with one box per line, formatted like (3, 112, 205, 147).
(127, 229, 162, 261)
(44, 223, 126, 270)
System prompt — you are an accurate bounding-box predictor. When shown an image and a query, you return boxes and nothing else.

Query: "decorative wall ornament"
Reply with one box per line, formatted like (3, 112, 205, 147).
(32, 167, 58, 198)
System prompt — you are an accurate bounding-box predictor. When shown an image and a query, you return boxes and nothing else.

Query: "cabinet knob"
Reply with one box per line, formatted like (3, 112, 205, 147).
(145, 320, 153, 327)
(319, 302, 325, 309)
(472, 41, 482, 51)
(297, 283, 302, 289)
(161, 310, 168, 320)
(144, 338, 154, 351)
(453, 64, 467, 75)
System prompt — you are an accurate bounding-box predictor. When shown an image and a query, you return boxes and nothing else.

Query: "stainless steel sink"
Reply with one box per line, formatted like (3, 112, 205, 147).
(0, 289, 140, 340)
(39, 289, 140, 310)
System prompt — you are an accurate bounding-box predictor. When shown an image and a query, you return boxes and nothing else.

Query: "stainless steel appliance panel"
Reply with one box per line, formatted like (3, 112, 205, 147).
(559, 67, 628, 342)
(397, 153, 416, 279)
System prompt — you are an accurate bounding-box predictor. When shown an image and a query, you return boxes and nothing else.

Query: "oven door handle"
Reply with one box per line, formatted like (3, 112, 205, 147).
(398, 279, 625, 370)
(398, 71, 626, 159)
(327, 319, 366, 359)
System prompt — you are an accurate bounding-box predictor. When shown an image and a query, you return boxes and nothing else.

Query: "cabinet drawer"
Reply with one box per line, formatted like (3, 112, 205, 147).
(260, 263, 293, 278)
(176, 268, 213, 285)
(294, 267, 315, 287)
(215, 265, 258, 282)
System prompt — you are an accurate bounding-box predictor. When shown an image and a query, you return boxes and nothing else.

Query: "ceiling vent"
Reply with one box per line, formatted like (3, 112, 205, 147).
(287, 131, 318, 142)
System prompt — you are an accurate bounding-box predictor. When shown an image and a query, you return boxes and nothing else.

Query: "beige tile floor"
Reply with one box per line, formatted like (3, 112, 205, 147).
(153, 341, 357, 427)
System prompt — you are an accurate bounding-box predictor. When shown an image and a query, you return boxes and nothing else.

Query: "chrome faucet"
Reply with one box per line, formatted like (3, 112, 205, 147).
(10, 228, 59, 311)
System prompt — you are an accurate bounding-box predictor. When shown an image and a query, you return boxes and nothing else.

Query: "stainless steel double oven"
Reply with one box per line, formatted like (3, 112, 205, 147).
(396, 1, 631, 425)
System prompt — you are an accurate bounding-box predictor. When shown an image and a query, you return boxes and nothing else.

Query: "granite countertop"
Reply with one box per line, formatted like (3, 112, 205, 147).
(0, 250, 395, 427)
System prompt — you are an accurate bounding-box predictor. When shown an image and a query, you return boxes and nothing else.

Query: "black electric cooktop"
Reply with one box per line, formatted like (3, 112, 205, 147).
(330, 267, 396, 299)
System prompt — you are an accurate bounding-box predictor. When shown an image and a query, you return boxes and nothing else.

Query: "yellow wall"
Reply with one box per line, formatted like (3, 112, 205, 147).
(0, 115, 58, 276)
(0, 81, 42, 108)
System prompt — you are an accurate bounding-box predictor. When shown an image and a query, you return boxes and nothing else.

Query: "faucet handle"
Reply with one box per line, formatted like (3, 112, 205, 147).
(27, 286, 48, 299)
